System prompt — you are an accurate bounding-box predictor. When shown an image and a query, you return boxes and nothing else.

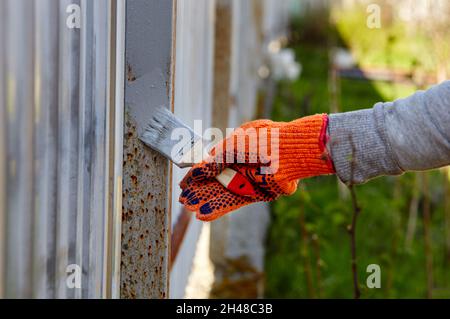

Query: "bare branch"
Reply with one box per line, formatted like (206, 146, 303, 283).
(347, 135, 361, 299)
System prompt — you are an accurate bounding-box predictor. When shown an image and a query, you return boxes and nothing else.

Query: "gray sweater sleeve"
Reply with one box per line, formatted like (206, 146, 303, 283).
(328, 80, 450, 185)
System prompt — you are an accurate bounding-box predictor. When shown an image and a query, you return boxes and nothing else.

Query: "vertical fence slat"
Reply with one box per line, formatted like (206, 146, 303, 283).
(88, 0, 109, 298)
(108, 0, 126, 299)
(55, 0, 81, 298)
(120, 0, 176, 299)
(76, 0, 90, 298)
(32, 0, 59, 299)
(169, 0, 215, 298)
(4, 0, 35, 298)
(0, 0, 6, 300)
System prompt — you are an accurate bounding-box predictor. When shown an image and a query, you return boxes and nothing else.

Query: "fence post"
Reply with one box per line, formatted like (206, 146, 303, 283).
(120, 0, 176, 299)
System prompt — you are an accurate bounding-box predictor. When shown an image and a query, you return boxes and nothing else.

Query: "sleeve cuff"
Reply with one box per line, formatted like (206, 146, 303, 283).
(327, 104, 404, 185)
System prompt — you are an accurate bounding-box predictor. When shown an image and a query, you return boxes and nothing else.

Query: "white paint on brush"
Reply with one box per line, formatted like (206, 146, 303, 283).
(215, 168, 237, 188)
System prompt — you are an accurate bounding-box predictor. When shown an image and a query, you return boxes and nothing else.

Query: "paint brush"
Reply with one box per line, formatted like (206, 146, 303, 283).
(139, 107, 256, 197)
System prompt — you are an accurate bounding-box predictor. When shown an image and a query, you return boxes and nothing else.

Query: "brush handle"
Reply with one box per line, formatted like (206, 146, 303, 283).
(178, 139, 256, 196)
(215, 168, 256, 197)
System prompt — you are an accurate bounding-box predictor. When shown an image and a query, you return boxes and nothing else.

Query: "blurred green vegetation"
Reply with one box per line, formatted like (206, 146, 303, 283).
(265, 5, 450, 298)
(333, 6, 437, 73)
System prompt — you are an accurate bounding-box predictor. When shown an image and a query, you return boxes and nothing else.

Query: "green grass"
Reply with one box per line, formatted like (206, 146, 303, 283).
(264, 10, 450, 299)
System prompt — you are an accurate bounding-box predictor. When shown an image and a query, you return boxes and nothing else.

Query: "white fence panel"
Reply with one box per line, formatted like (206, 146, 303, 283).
(0, 0, 125, 298)
(170, 0, 216, 299)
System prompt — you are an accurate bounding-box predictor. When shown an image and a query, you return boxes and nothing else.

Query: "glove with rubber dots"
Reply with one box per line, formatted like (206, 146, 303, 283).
(179, 114, 335, 221)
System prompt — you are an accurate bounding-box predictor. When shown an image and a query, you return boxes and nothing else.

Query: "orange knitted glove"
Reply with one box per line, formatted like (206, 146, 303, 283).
(179, 114, 335, 221)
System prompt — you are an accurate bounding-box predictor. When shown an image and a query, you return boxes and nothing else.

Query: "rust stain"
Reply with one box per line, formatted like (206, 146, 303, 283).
(120, 112, 170, 299)
(127, 63, 137, 82)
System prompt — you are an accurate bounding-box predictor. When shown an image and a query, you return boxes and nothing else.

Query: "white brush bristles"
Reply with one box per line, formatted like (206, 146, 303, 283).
(140, 107, 203, 167)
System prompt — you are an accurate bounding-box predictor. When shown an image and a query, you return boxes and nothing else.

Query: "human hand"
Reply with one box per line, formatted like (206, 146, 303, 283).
(179, 114, 334, 221)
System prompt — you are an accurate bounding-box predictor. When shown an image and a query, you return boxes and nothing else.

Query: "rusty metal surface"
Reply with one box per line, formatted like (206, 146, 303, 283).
(120, 0, 176, 299)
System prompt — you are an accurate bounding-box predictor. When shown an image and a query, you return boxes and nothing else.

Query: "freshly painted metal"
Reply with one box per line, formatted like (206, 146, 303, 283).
(0, 0, 125, 298)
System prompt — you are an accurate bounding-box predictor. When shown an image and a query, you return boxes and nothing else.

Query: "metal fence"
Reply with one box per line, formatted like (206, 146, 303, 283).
(0, 0, 291, 299)
(0, 0, 125, 298)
